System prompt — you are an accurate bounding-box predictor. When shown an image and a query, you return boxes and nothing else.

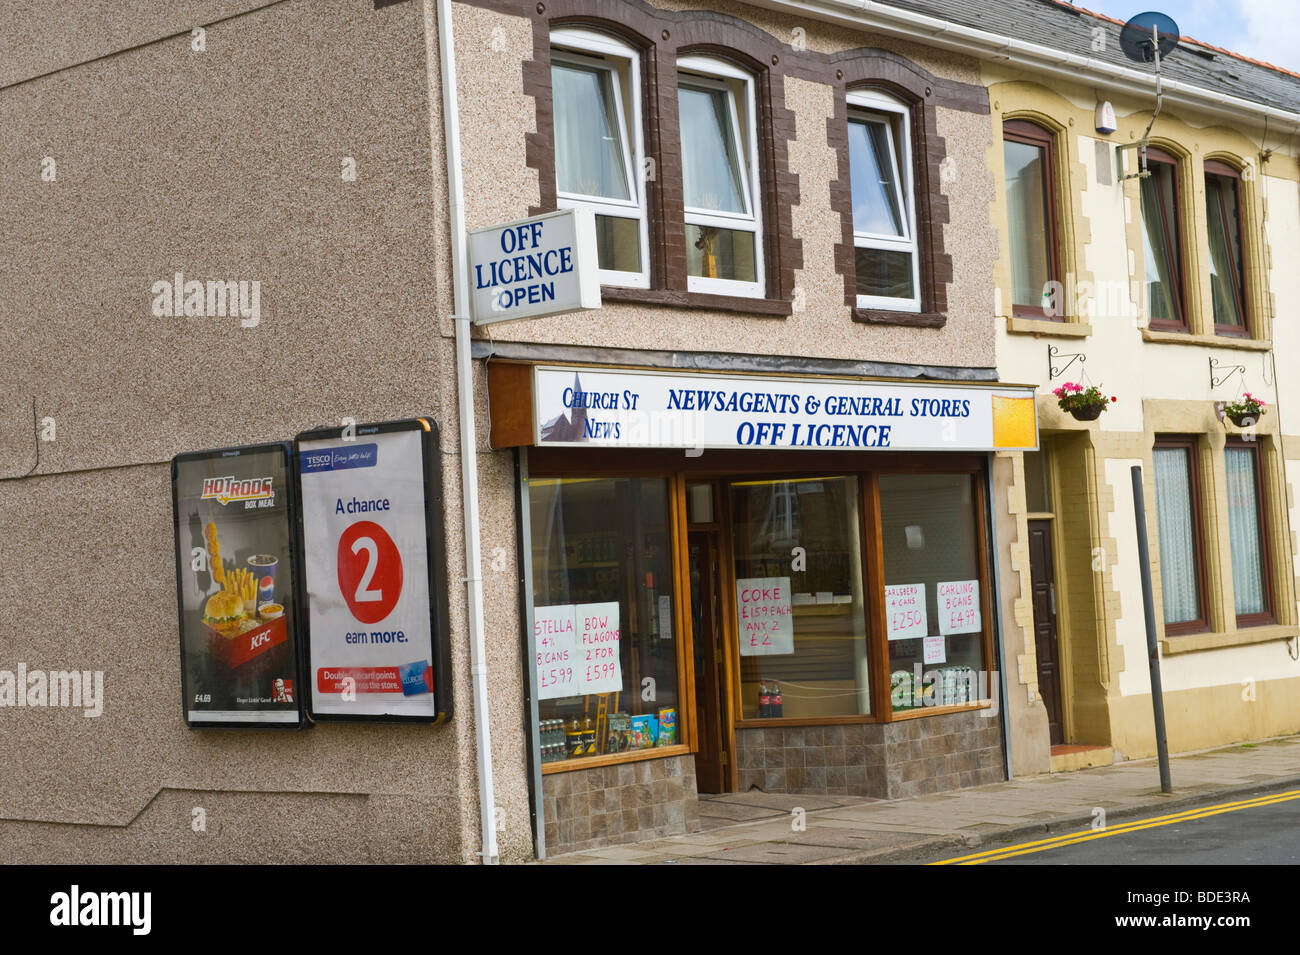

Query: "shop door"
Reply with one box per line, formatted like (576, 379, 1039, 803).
(689, 530, 729, 793)
(1029, 519, 1065, 745)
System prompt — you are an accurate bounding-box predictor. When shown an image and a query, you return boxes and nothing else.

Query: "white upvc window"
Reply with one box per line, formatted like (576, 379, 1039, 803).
(847, 88, 920, 312)
(551, 27, 649, 288)
(677, 55, 764, 299)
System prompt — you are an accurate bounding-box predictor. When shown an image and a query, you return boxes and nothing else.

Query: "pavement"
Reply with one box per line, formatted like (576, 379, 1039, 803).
(541, 733, 1300, 864)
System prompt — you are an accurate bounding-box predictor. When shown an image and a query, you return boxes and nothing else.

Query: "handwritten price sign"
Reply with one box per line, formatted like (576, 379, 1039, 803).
(937, 579, 981, 636)
(884, 583, 927, 640)
(535, 602, 622, 699)
(736, 577, 794, 656)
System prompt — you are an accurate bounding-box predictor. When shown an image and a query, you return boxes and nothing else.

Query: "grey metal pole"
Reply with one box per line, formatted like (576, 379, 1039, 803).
(1130, 465, 1172, 793)
(985, 455, 1014, 781)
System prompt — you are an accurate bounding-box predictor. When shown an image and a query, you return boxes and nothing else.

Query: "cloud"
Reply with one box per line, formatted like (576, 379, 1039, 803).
(1230, 0, 1300, 71)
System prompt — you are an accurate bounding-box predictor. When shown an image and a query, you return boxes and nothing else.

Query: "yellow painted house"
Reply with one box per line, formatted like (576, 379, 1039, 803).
(982, 6, 1300, 766)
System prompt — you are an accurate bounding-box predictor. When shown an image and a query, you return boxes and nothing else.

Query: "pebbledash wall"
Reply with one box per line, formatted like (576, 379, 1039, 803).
(0, 0, 535, 864)
(985, 61, 1300, 760)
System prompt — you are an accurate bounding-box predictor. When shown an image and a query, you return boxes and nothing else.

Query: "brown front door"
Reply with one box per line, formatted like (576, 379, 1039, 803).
(1028, 519, 1065, 745)
(689, 530, 729, 793)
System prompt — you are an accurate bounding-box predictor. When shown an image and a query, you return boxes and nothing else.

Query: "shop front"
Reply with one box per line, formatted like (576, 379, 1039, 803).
(490, 362, 1038, 855)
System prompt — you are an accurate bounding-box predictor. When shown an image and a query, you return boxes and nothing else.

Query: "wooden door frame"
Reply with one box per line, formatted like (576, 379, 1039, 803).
(685, 523, 732, 793)
(1038, 438, 1075, 744)
(1027, 517, 1065, 745)
(716, 479, 741, 792)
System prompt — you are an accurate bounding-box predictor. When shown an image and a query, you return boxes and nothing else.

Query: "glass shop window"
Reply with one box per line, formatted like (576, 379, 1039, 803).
(879, 473, 987, 711)
(730, 476, 869, 719)
(530, 477, 681, 764)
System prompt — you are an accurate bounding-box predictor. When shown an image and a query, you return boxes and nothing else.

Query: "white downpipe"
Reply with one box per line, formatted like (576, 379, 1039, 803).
(436, 0, 499, 864)
(741, 0, 1300, 134)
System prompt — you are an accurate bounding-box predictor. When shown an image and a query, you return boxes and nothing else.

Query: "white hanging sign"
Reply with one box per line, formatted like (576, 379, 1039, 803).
(469, 209, 601, 325)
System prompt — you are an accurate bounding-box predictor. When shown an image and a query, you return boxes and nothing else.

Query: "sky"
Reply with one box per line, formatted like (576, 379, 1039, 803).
(1079, 0, 1300, 73)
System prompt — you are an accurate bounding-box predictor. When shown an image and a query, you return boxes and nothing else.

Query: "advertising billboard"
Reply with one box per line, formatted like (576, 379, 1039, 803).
(171, 443, 304, 728)
(295, 419, 450, 722)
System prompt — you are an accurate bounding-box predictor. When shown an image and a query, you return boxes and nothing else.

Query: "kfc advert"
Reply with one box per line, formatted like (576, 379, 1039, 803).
(171, 444, 304, 727)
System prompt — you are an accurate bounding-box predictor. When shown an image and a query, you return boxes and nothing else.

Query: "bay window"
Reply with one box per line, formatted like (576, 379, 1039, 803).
(847, 89, 920, 311)
(678, 56, 764, 298)
(551, 28, 649, 287)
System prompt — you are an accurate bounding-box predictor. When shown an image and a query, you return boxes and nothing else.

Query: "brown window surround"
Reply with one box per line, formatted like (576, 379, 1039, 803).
(518, 0, 803, 317)
(1153, 435, 1210, 636)
(828, 49, 962, 329)
(1204, 158, 1251, 339)
(1224, 438, 1275, 628)
(1142, 146, 1188, 333)
(1002, 119, 1062, 321)
(459, 0, 988, 324)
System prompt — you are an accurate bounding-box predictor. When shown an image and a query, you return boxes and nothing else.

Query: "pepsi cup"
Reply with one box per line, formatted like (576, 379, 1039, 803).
(248, 554, 277, 603)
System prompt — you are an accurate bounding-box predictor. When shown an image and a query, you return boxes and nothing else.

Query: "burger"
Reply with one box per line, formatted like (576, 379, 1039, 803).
(203, 590, 246, 634)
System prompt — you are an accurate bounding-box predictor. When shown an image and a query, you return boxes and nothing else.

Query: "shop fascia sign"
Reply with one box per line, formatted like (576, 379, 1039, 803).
(468, 208, 601, 325)
(533, 366, 1039, 452)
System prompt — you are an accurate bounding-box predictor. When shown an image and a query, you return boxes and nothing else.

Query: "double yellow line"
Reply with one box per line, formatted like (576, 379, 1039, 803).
(931, 787, 1300, 864)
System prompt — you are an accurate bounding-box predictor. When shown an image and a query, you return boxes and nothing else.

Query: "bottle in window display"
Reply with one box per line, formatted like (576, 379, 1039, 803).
(582, 715, 596, 755)
(759, 680, 772, 718)
(771, 681, 783, 718)
(566, 715, 584, 758)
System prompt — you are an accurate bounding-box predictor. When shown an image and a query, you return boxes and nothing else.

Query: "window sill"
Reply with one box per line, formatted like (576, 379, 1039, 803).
(1160, 623, 1298, 656)
(888, 700, 994, 720)
(852, 308, 945, 328)
(600, 285, 791, 317)
(540, 743, 691, 774)
(1141, 328, 1272, 351)
(1005, 316, 1092, 338)
(736, 714, 880, 728)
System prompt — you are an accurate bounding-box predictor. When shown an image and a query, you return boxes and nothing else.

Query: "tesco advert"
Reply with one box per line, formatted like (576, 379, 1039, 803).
(295, 419, 450, 723)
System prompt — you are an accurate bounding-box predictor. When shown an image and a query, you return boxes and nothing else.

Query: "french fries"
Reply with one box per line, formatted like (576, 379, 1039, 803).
(223, 567, 255, 603)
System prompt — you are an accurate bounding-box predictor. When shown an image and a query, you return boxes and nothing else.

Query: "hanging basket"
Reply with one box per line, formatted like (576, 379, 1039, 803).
(1068, 404, 1105, 422)
(1227, 412, 1259, 428)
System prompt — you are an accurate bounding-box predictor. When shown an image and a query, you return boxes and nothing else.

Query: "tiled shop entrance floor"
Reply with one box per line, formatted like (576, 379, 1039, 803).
(696, 792, 870, 830)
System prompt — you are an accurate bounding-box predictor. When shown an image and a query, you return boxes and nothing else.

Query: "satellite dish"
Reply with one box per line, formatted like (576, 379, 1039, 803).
(1119, 11, 1180, 63)
(1115, 11, 1180, 181)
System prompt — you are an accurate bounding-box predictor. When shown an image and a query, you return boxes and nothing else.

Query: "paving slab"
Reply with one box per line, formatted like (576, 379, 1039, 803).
(701, 792, 854, 811)
(698, 802, 789, 823)
(689, 842, 853, 864)
(540, 732, 1300, 864)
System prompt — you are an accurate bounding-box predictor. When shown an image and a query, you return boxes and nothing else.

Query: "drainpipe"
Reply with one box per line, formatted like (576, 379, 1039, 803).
(436, 0, 499, 864)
